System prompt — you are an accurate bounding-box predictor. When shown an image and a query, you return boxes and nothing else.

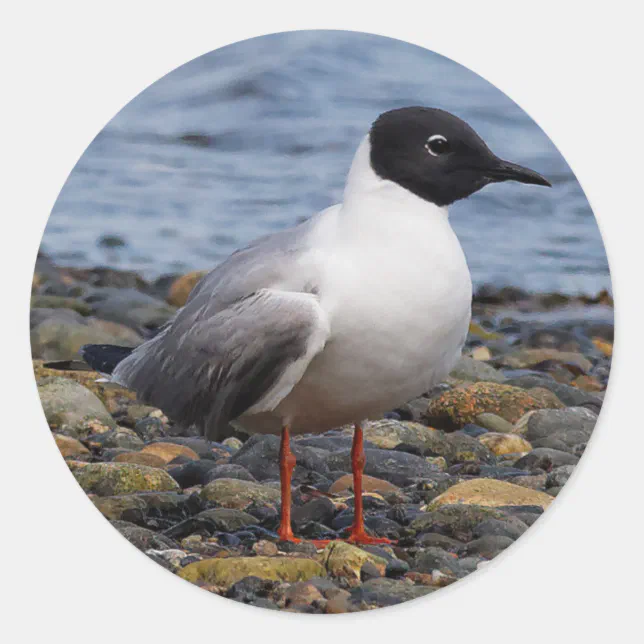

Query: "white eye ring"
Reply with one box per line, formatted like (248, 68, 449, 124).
(425, 134, 448, 156)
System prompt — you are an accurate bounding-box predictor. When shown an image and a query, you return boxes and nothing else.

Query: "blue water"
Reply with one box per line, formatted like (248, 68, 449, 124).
(43, 31, 610, 294)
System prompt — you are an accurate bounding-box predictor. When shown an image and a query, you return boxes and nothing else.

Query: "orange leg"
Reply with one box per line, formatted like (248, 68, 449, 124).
(277, 425, 300, 542)
(346, 422, 393, 545)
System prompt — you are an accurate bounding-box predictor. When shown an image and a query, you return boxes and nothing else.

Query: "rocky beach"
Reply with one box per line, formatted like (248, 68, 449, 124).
(32, 253, 613, 613)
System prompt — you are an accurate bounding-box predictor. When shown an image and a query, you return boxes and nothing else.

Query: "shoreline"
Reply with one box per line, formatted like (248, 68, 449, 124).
(31, 255, 612, 612)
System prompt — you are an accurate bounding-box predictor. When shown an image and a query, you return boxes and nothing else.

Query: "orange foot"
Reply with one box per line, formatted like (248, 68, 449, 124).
(277, 529, 301, 543)
(346, 530, 395, 545)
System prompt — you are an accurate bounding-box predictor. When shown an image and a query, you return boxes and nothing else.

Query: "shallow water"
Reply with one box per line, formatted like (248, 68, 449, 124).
(42, 31, 610, 294)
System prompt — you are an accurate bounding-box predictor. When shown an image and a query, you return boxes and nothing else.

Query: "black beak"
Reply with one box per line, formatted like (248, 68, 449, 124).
(485, 158, 552, 187)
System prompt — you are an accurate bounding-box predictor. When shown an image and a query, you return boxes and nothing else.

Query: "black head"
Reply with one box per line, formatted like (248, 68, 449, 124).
(369, 106, 551, 207)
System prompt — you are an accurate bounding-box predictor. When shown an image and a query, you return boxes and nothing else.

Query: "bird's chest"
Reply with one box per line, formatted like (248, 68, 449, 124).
(314, 230, 472, 397)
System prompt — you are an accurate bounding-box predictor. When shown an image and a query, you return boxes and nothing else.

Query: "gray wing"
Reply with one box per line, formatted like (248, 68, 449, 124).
(112, 288, 329, 441)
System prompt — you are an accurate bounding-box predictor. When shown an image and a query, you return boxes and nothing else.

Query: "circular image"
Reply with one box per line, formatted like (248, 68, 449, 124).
(33, 31, 612, 613)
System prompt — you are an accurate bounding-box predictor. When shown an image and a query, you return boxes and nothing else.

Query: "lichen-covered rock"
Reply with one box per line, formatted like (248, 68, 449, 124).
(424, 382, 564, 430)
(178, 556, 325, 587)
(320, 541, 388, 582)
(74, 462, 180, 496)
(478, 433, 532, 456)
(428, 479, 553, 511)
(38, 377, 116, 438)
(33, 360, 137, 414)
(199, 478, 280, 509)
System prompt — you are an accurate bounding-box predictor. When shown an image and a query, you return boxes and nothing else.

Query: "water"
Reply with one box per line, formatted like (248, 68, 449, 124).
(43, 31, 610, 294)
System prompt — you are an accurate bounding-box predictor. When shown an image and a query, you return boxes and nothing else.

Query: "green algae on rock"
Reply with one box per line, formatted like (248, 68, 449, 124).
(199, 478, 280, 509)
(179, 556, 326, 587)
(74, 462, 180, 496)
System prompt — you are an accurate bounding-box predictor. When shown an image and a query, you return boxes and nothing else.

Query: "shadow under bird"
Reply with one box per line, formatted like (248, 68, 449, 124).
(53, 106, 551, 545)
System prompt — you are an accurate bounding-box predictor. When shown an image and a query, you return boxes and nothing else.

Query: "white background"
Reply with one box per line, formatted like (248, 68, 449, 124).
(1, 1, 642, 640)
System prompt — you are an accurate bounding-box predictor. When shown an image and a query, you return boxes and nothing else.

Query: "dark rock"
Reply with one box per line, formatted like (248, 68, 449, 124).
(416, 533, 464, 551)
(111, 520, 179, 551)
(164, 508, 258, 539)
(232, 434, 330, 482)
(514, 448, 579, 471)
(414, 547, 465, 576)
(168, 460, 220, 488)
(133, 416, 166, 442)
(472, 517, 529, 540)
(360, 561, 383, 582)
(546, 464, 576, 489)
(292, 497, 336, 527)
(327, 448, 445, 486)
(349, 578, 435, 608)
(226, 576, 278, 603)
(505, 375, 603, 410)
(410, 504, 508, 540)
(463, 535, 514, 559)
(385, 559, 410, 579)
(204, 464, 257, 484)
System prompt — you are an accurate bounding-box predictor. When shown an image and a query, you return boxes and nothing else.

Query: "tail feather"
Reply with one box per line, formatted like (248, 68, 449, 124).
(79, 344, 134, 375)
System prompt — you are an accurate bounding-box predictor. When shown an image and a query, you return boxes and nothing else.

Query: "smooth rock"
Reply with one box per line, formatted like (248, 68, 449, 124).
(321, 541, 388, 582)
(112, 521, 179, 551)
(38, 377, 116, 438)
(449, 356, 506, 383)
(475, 413, 514, 434)
(114, 451, 167, 468)
(200, 478, 280, 509)
(140, 442, 200, 464)
(74, 462, 180, 496)
(178, 556, 325, 587)
(328, 474, 400, 495)
(203, 464, 257, 484)
(349, 578, 434, 608)
(428, 478, 553, 510)
(414, 547, 465, 576)
(54, 433, 90, 458)
(494, 348, 593, 373)
(464, 535, 514, 559)
(513, 448, 579, 470)
(479, 433, 532, 456)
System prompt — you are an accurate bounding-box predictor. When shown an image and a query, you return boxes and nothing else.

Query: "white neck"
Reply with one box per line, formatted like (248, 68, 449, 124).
(340, 136, 450, 238)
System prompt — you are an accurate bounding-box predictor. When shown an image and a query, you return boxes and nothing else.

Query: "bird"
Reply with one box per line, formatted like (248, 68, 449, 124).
(64, 106, 551, 545)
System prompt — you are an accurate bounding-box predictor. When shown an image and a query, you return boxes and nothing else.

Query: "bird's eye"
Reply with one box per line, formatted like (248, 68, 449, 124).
(425, 134, 450, 157)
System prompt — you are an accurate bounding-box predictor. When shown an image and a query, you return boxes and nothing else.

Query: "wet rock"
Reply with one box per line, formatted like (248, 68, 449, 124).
(166, 270, 207, 307)
(514, 448, 579, 470)
(321, 541, 387, 583)
(327, 448, 445, 487)
(349, 578, 434, 608)
(200, 478, 280, 509)
(140, 442, 200, 464)
(231, 434, 330, 482)
(178, 556, 325, 588)
(512, 407, 597, 453)
(428, 478, 553, 510)
(479, 433, 532, 456)
(53, 433, 90, 458)
(449, 356, 506, 383)
(203, 464, 256, 484)
(74, 462, 180, 496)
(424, 383, 563, 430)
(38, 377, 116, 438)
(328, 474, 400, 495)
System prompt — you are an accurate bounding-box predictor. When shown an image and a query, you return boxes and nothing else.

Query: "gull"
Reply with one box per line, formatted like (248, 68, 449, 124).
(77, 107, 550, 544)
